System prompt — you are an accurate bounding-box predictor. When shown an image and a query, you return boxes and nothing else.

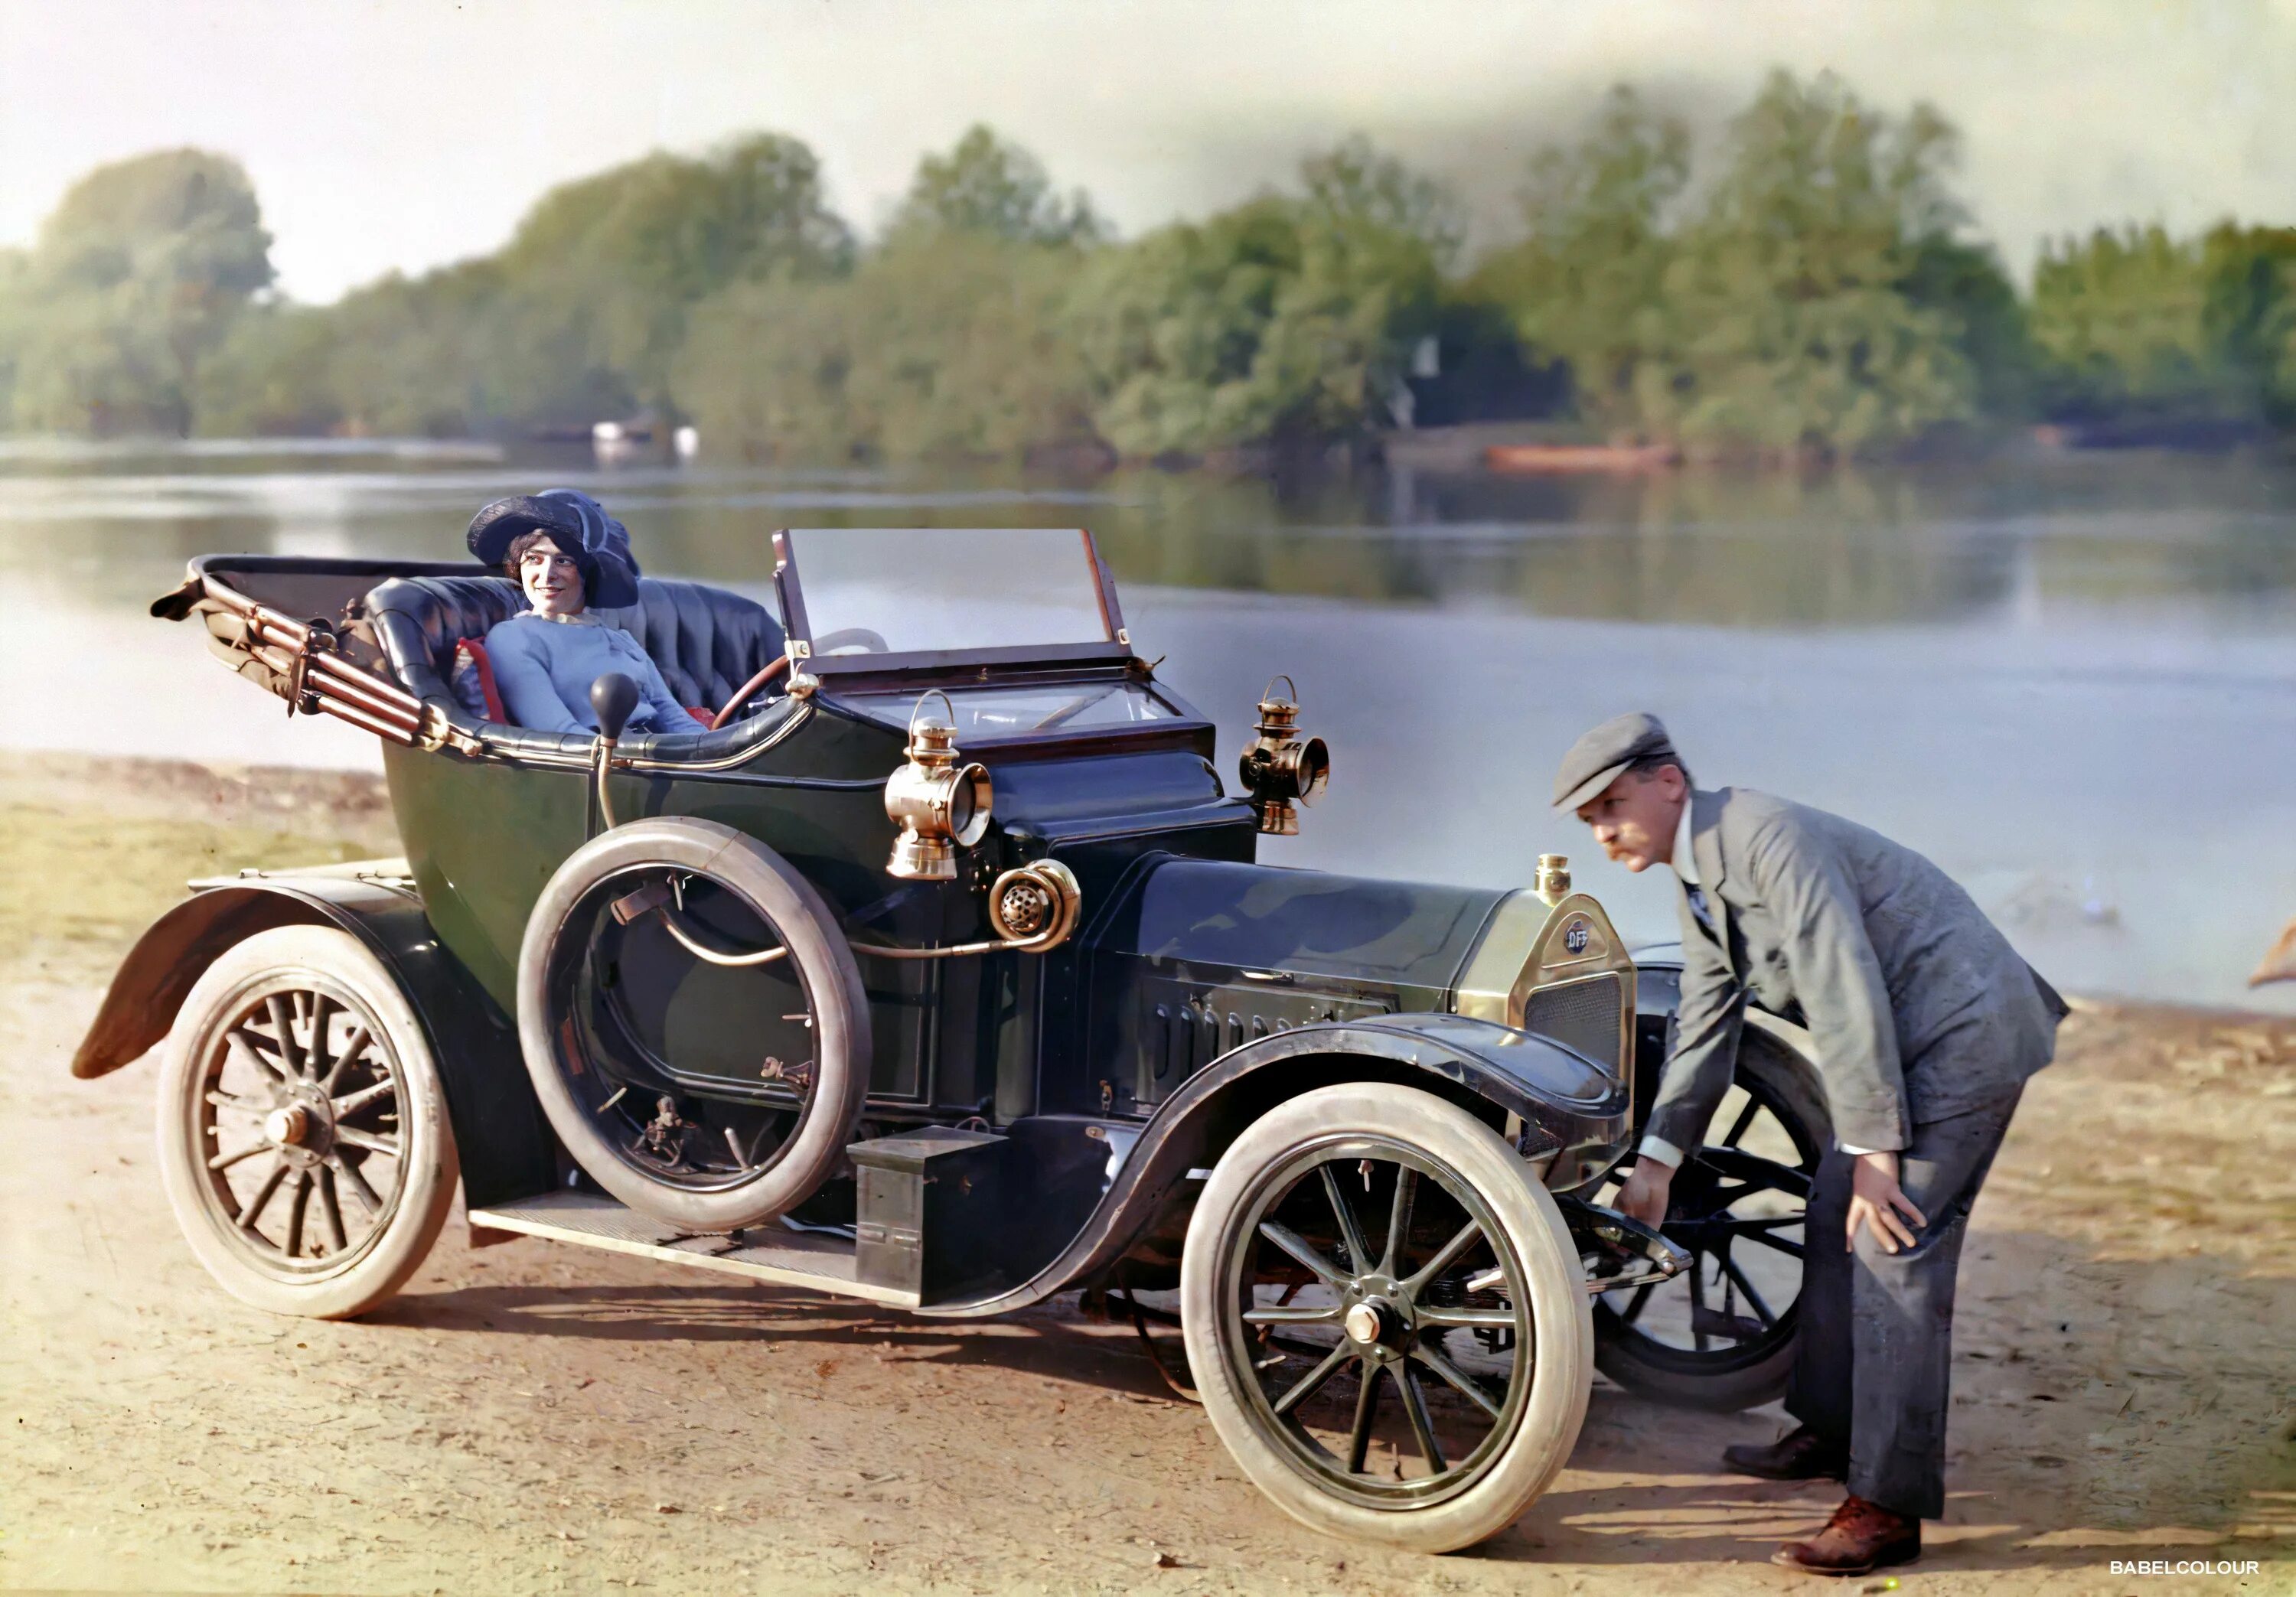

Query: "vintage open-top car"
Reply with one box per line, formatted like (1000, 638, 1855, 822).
(74, 524, 1826, 1551)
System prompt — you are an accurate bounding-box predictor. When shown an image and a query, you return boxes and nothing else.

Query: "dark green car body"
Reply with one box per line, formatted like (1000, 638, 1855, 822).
(80, 536, 1645, 1315)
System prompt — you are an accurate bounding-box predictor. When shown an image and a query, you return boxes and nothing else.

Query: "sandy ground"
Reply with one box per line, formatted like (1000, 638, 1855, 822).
(1, 755, 2291, 1597)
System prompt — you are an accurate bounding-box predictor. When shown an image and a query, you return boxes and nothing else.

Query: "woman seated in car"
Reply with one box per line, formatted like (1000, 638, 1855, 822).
(466, 491, 709, 735)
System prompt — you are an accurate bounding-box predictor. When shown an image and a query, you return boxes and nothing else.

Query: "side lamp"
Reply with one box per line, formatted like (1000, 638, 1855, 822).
(1237, 674, 1330, 836)
(883, 689, 993, 879)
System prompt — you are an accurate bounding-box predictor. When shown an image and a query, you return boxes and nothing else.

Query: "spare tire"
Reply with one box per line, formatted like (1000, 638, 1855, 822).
(517, 816, 870, 1230)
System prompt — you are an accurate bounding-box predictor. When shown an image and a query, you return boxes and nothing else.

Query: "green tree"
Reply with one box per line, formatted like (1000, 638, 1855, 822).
(677, 233, 1094, 462)
(1467, 86, 1690, 435)
(8, 148, 273, 434)
(677, 128, 1107, 463)
(1657, 71, 1985, 455)
(1067, 139, 1450, 458)
(1901, 236, 2033, 421)
(190, 130, 856, 438)
(2029, 226, 2217, 420)
(2027, 222, 2296, 428)
(494, 132, 854, 421)
(2200, 223, 2296, 425)
(191, 300, 345, 435)
(1299, 134, 1466, 268)
(886, 125, 1106, 246)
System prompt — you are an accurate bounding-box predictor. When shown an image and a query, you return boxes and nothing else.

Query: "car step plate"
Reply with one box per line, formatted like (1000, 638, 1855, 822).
(467, 1190, 921, 1309)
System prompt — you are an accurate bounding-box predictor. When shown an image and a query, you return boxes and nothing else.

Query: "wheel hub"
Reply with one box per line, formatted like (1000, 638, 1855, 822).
(263, 1082, 335, 1169)
(1342, 1292, 1408, 1356)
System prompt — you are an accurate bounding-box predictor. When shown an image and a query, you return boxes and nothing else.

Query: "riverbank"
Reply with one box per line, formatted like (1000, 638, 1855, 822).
(0, 751, 2289, 1593)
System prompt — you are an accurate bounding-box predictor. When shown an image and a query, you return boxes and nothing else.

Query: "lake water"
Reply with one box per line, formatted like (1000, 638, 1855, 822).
(3, 438, 2291, 1014)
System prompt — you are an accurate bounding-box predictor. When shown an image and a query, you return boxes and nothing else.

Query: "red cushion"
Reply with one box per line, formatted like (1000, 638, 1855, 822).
(453, 637, 506, 723)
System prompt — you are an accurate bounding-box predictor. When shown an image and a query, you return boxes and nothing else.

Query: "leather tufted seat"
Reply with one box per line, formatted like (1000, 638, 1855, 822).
(367, 572, 786, 725)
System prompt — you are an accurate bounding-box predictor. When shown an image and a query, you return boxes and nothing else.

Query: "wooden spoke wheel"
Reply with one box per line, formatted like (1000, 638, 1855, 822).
(518, 818, 869, 1232)
(1592, 1032, 1828, 1410)
(1182, 1084, 1591, 1553)
(155, 926, 458, 1319)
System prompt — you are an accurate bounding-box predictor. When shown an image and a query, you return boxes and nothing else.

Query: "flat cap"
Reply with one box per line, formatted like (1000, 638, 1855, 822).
(1553, 712, 1678, 811)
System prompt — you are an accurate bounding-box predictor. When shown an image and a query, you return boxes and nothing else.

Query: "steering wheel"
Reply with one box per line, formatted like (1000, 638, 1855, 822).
(708, 628, 894, 731)
(813, 627, 889, 655)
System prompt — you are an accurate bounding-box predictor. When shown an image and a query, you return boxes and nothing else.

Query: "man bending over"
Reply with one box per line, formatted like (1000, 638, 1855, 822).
(1556, 712, 2066, 1578)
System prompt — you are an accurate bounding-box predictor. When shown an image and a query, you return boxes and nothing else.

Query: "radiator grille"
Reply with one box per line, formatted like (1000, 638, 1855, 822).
(1518, 973, 1623, 1071)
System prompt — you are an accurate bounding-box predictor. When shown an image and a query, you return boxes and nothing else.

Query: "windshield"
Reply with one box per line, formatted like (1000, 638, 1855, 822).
(777, 526, 1117, 656)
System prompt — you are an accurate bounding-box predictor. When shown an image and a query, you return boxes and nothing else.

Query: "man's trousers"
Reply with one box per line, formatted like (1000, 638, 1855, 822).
(1785, 1085, 2023, 1520)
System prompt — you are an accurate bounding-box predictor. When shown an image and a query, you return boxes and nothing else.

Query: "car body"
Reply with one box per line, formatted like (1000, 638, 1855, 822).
(76, 525, 1819, 1550)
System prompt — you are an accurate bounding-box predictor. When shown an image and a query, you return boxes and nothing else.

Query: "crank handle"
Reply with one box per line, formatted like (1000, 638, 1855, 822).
(1558, 1194, 1694, 1296)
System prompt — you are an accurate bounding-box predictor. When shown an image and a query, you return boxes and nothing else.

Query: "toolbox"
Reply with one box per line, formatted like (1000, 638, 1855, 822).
(850, 1126, 1011, 1301)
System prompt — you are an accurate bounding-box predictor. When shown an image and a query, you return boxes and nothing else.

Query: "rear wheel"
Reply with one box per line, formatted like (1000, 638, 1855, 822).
(155, 925, 458, 1319)
(1592, 1032, 1827, 1410)
(1181, 1084, 1591, 1553)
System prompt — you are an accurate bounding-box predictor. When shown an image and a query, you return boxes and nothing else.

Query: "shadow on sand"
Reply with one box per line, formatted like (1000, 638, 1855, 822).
(369, 1240, 2285, 1582)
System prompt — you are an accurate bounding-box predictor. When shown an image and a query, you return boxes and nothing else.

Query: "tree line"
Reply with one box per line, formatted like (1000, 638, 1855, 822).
(3, 70, 2292, 463)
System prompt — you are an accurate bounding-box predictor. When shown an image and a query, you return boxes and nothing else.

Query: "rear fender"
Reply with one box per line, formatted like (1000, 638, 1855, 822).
(925, 1011, 1628, 1318)
(71, 876, 555, 1210)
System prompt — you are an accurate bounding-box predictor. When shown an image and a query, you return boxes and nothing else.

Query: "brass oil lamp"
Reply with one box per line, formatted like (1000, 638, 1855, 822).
(1238, 675, 1330, 836)
(883, 691, 993, 879)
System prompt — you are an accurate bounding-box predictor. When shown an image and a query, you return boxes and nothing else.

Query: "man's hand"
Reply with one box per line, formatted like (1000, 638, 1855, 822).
(1616, 1155, 1675, 1228)
(1845, 1151, 1926, 1253)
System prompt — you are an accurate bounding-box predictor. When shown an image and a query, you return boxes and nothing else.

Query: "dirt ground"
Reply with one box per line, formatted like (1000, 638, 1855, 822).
(1, 755, 2291, 1597)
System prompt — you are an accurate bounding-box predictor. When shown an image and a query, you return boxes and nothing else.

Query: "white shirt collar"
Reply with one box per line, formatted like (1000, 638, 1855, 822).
(1671, 799, 1700, 885)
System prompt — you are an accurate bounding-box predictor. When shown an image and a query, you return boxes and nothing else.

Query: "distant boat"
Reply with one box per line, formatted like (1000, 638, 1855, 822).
(592, 418, 655, 465)
(1483, 442, 1678, 474)
(589, 417, 699, 465)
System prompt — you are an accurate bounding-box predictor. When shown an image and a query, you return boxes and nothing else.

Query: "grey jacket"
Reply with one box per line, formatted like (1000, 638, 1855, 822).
(1649, 787, 2067, 1154)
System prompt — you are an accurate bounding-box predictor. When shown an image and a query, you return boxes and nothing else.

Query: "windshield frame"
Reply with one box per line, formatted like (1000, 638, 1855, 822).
(770, 526, 1133, 679)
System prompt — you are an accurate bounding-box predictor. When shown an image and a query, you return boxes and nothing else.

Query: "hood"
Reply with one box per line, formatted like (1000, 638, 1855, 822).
(1088, 856, 1509, 1002)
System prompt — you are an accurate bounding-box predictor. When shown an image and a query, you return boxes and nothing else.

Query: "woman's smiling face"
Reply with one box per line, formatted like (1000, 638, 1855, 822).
(518, 536, 586, 618)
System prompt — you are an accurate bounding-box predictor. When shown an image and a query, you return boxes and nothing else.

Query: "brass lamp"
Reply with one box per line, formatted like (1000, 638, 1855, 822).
(883, 691, 993, 880)
(1238, 675, 1330, 836)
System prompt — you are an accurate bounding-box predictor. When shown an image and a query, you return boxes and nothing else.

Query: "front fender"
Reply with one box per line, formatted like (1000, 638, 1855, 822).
(71, 873, 555, 1210)
(925, 1011, 1627, 1319)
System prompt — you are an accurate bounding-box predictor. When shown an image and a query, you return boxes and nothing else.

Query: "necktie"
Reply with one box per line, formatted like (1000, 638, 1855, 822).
(1687, 885, 1715, 934)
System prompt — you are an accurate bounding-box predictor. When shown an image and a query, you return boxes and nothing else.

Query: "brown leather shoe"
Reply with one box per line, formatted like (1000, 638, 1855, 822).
(1771, 1495, 1920, 1576)
(1720, 1425, 1847, 1481)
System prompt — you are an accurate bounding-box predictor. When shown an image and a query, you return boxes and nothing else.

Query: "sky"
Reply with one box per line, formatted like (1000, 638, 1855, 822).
(2, 0, 2293, 304)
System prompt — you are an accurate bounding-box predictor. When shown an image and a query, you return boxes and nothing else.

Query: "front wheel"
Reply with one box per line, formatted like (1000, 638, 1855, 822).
(155, 925, 459, 1319)
(1180, 1083, 1592, 1553)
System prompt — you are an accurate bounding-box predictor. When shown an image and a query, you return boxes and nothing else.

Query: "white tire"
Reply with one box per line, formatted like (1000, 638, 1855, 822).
(1180, 1082, 1592, 1553)
(155, 925, 458, 1319)
(516, 818, 869, 1231)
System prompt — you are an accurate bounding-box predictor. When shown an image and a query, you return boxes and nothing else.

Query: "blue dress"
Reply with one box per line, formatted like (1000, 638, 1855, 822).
(482, 611, 708, 735)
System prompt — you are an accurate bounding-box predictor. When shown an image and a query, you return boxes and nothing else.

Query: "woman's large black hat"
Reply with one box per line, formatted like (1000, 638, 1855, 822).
(467, 489, 643, 609)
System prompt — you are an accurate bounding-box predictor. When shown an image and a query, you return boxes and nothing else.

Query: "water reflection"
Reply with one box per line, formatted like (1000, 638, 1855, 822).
(3, 442, 2291, 634)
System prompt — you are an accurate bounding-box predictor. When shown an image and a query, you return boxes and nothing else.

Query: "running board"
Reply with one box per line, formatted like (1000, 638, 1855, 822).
(467, 1190, 920, 1309)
